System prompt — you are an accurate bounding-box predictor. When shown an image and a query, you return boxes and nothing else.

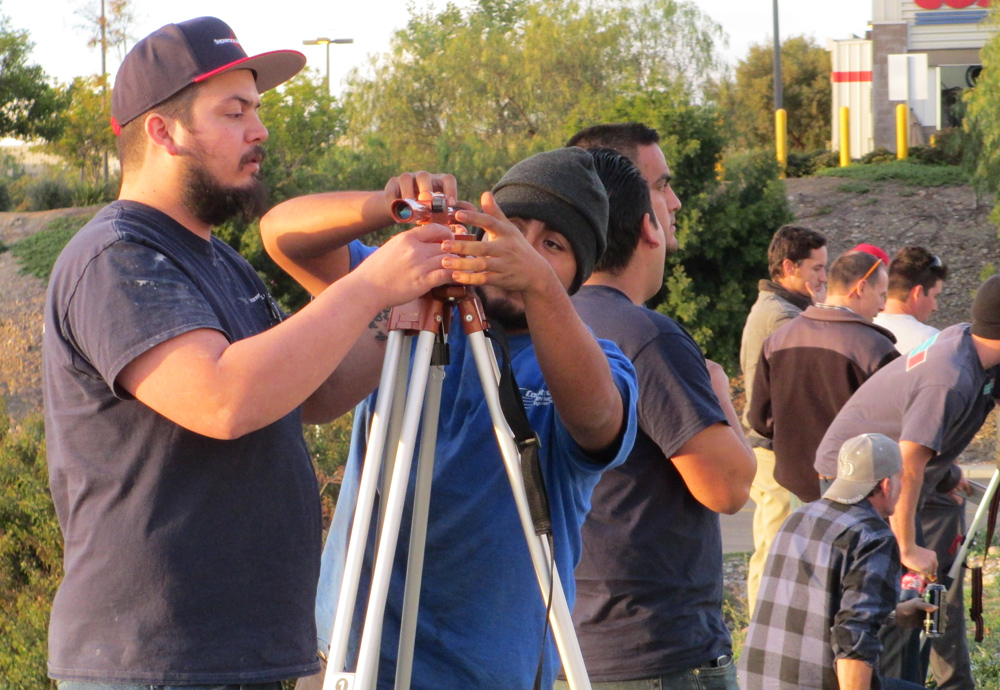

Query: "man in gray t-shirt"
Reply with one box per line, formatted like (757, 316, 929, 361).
(817, 276, 1000, 584)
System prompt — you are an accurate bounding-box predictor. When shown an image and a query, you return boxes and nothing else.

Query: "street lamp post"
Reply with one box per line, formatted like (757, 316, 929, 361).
(772, 0, 783, 110)
(303, 37, 354, 94)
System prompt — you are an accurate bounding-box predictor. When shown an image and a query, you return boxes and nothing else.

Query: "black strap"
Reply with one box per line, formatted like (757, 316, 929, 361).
(485, 322, 552, 538)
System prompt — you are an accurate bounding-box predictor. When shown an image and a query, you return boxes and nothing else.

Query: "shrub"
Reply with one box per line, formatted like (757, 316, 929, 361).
(25, 178, 73, 211)
(10, 214, 93, 282)
(70, 179, 117, 207)
(813, 150, 841, 170)
(0, 182, 10, 212)
(816, 160, 968, 186)
(860, 147, 897, 165)
(0, 401, 60, 689)
(784, 150, 827, 178)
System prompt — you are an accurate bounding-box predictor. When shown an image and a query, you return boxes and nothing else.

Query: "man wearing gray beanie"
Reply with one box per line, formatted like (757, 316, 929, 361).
(814, 275, 1000, 686)
(259, 151, 638, 690)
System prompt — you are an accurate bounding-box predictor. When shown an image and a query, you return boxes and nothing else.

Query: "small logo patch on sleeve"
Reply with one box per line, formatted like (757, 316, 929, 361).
(906, 333, 939, 371)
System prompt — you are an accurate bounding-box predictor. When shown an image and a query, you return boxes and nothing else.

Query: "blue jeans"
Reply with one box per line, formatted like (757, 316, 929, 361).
(554, 656, 738, 690)
(58, 680, 281, 690)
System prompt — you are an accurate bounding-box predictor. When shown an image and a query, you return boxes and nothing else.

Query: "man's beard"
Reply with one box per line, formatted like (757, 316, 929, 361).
(476, 286, 529, 332)
(181, 146, 270, 227)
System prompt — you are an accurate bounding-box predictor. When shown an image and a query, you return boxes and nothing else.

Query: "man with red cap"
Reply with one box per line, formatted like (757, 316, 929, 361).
(43, 17, 458, 689)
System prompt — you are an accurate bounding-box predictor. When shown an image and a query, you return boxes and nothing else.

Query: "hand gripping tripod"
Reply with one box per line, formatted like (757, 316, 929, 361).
(322, 206, 592, 690)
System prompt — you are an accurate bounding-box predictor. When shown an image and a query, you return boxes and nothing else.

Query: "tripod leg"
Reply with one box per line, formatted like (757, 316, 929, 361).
(380, 339, 412, 527)
(948, 468, 1000, 587)
(395, 363, 446, 690)
(353, 330, 439, 690)
(326, 329, 408, 680)
(464, 330, 593, 690)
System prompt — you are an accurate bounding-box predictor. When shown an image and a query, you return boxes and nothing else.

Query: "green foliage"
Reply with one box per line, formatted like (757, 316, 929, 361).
(70, 178, 117, 207)
(25, 178, 72, 211)
(785, 149, 835, 178)
(10, 214, 93, 281)
(860, 146, 897, 165)
(713, 35, 832, 152)
(836, 180, 872, 194)
(816, 161, 968, 186)
(0, 401, 60, 689)
(342, 0, 723, 192)
(0, 9, 67, 141)
(962, 21, 1000, 222)
(660, 149, 793, 371)
(42, 75, 116, 184)
(303, 414, 355, 527)
(813, 150, 841, 170)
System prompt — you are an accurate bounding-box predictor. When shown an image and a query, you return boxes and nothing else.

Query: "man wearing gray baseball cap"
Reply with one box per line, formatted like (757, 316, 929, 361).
(740, 434, 933, 690)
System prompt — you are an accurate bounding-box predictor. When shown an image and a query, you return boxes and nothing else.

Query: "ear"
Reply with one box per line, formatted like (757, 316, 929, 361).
(639, 213, 660, 249)
(910, 284, 925, 302)
(780, 257, 797, 278)
(144, 113, 181, 157)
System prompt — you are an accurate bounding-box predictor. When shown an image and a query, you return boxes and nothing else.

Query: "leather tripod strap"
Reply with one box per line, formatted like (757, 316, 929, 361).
(485, 322, 553, 537)
(971, 475, 1000, 642)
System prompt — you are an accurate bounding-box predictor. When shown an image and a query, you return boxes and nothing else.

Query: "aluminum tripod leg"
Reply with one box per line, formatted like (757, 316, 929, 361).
(395, 364, 445, 690)
(948, 468, 1000, 588)
(466, 330, 592, 690)
(352, 330, 438, 690)
(326, 329, 408, 679)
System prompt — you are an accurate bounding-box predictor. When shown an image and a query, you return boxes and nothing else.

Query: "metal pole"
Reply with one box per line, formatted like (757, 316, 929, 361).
(772, 0, 783, 110)
(101, 0, 109, 185)
(325, 42, 331, 95)
(775, 109, 787, 178)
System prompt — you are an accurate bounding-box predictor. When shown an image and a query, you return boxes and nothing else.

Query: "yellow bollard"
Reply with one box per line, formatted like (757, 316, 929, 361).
(775, 109, 787, 179)
(896, 104, 908, 160)
(839, 107, 850, 168)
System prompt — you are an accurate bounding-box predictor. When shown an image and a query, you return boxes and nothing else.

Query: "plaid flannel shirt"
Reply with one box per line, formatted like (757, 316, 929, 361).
(738, 499, 901, 690)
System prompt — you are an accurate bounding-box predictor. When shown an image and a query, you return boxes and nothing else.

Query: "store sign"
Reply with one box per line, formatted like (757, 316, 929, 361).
(914, 0, 989, 8)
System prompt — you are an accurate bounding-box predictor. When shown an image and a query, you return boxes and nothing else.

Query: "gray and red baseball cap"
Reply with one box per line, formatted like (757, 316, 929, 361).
(111, 16, 306, 135)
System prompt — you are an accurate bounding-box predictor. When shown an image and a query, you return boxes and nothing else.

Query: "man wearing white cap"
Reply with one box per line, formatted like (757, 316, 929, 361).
(740, 434, 933, 690)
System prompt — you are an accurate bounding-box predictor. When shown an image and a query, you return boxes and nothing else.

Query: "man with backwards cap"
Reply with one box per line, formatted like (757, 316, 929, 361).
(739, 434, 934, 690)
(260, 148, 638, 690)
(42, 17, 467, 689)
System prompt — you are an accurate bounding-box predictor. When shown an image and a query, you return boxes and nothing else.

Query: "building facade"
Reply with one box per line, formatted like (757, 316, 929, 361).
(831, 0, 994, 158)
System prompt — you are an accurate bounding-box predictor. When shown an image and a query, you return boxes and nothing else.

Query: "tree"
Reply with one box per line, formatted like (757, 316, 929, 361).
(0, 9, 67, 141)
(76, 0, 139, 65)
(341, 0, 724, 195)
(714, 35, 832, 152)
(963, 21, 1000, 225)
(42, 75, 116, 185)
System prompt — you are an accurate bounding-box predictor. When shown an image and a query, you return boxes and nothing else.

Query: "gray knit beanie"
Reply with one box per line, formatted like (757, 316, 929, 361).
(972, 275, 1000, 340)
(491, 147, 609, 293)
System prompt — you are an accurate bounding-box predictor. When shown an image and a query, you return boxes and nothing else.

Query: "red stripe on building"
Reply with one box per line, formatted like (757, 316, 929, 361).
(832, 71, 873, 83)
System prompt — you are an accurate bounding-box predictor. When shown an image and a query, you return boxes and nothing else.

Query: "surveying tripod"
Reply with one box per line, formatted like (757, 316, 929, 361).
(321, 197, 593, 690)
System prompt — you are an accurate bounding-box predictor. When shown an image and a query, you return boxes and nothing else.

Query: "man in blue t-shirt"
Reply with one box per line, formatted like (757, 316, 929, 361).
(261, 147, 638, 690)
(562, 129, 755, 688)
(44, 18, 465, 690)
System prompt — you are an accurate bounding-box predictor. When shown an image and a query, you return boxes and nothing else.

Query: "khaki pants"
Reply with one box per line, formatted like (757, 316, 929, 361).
(746, 447, 798, 618)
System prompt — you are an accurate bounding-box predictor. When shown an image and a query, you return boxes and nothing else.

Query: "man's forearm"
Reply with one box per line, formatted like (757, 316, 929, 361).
(523, 282, 625, 453)
(836, 658, 874, 690)
(260, 191, 391, 259)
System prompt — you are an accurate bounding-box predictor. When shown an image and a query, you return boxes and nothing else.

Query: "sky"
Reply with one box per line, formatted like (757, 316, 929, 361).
(3, 0, 875, 93)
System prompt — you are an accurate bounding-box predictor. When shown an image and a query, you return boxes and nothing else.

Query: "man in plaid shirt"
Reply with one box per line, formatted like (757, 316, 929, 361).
(739, 434, 932, 690)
